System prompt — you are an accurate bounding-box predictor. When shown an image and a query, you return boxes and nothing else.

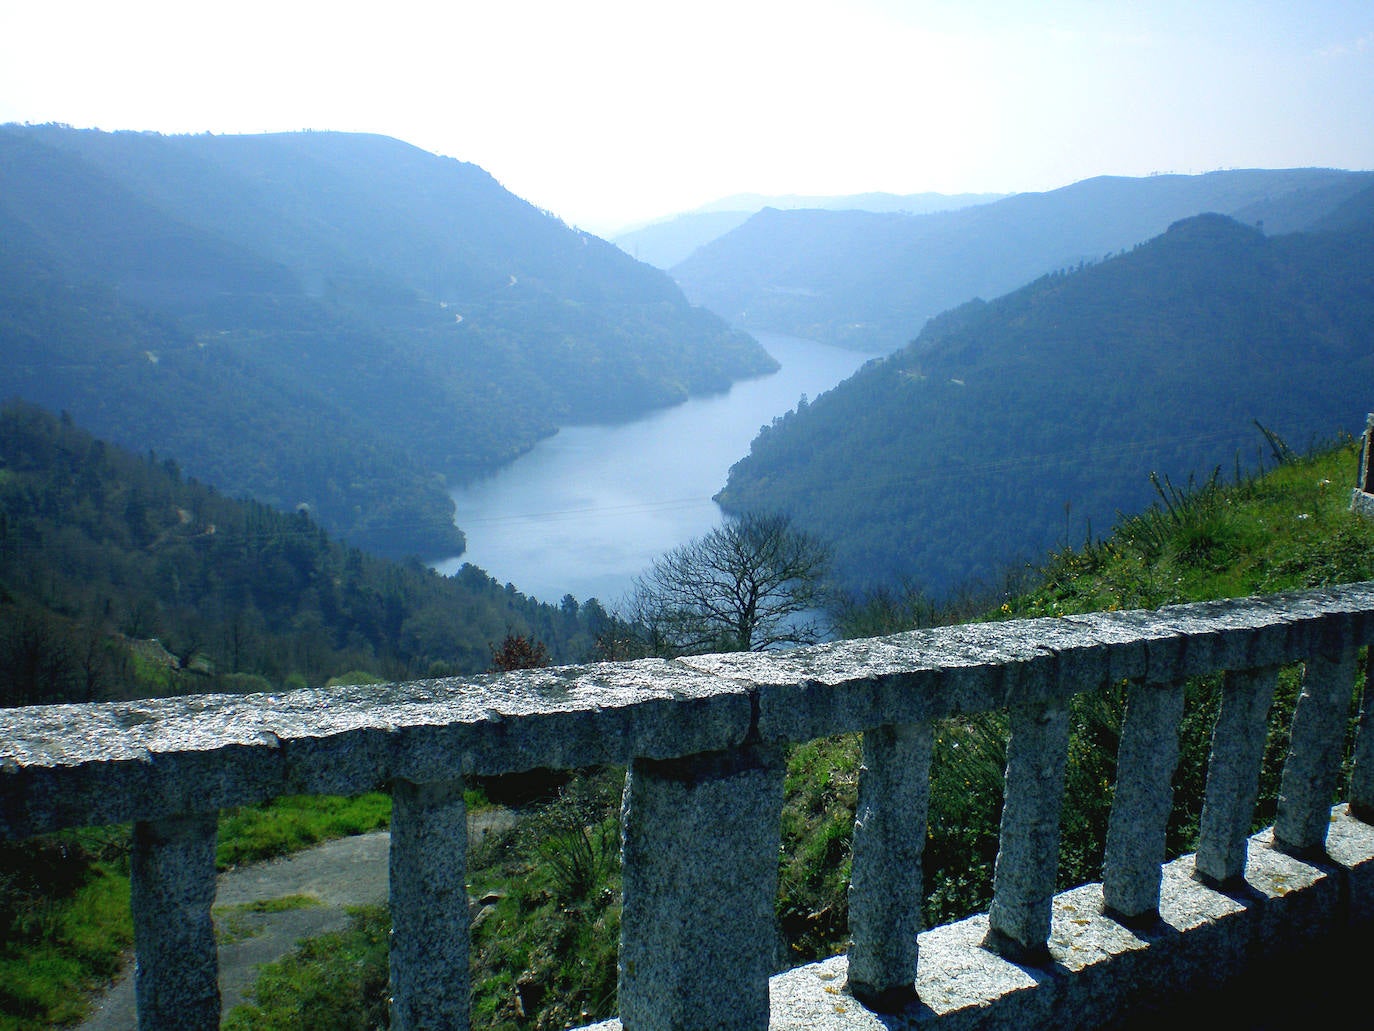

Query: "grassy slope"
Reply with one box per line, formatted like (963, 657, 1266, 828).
(1006, 437, 1373, 614)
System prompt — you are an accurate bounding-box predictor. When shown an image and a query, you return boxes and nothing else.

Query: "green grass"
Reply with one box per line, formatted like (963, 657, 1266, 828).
(0, 832, 132, 1031)
(1007, 439, 1374, 617)
(0, 792, 393, 1030)
(464, 771, 622, 1030)
(125, 648, 175, 695)
(777, 735, 859, 961)
(216, 793, 392, 870)
(323, 671, 390, 688)
(220, 906, 391, 1031)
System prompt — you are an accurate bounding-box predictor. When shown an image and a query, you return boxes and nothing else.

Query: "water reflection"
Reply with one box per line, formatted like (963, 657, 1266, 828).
(432, 333, 878, 605)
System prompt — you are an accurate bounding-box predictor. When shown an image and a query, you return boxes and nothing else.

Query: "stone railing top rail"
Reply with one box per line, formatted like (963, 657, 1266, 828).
(5, 581, 1374, 840)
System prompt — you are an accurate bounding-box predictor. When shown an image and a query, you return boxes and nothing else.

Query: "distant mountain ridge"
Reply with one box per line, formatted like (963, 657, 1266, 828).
(714, 186, 1374, 598)
(0, 125, 775, 559)
(613, 190, 1006, 270)
(673, 168, 1374, 352)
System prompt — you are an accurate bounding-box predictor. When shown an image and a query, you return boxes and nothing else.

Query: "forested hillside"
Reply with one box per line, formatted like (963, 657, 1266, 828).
(672, 168, 1374, 352)
(0, 125, 774, 558)
(715, 188, 1374, 599)
(0, 402, 608, 707)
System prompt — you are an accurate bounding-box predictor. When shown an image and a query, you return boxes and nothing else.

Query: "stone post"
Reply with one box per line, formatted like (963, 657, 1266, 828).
(846, 721, 933, 1011)
(1196, 666, 1280, 884)
(1103, 680, 1184, 921)
(984, 700, 1070, 963)
(389, 778, 469, 1031)
(618, 744, 784, 1030)
(1274, 647, 1358, 856)
(130, 812, 221, 1030)
(1348, 649, 1374, 823)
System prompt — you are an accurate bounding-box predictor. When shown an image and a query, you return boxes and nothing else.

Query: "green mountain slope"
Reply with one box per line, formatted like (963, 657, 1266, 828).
(0, 125, 775, 559)
(715, 194, 1374, 599)
(0, 401, 609, 707)
(672, 168, 1374, 352)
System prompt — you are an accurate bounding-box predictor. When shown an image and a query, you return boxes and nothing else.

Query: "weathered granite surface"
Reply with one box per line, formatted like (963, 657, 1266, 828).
(6, 583, 1374, 1031)
(0, 658, 754, 837)
(577, 808, 1374, 1031)
(6, 585, 1373, 841)
(389, 778, 468, 1030)
(681, 582, 1374, 742)
(618, 745, 785, 1029)
(846, 722, 932, 1010)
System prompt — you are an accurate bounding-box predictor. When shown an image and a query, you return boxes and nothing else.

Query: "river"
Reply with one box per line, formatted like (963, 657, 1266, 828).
(432, 332, 878, 606)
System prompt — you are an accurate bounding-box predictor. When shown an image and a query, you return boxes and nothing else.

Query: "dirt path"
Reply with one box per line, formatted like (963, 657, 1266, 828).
(79, 810, 517, 1029)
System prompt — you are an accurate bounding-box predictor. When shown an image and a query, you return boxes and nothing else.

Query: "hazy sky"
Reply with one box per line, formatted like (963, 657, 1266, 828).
(2, 1, 1371, 235)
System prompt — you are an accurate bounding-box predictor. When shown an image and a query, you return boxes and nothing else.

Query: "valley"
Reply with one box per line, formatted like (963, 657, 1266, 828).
(435, 332, 877, 605)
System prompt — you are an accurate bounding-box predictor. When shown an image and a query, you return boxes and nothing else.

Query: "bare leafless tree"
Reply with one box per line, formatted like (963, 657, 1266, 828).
(623, 513, 831, 656)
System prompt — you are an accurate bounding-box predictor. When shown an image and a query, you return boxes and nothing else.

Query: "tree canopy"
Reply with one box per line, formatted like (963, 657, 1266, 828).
(622, 514, 832, 656)
(0, 402, 604, 705)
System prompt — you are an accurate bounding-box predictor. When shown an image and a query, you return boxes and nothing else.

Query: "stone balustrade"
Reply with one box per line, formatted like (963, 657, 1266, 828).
(4, 583, 1374, 1029)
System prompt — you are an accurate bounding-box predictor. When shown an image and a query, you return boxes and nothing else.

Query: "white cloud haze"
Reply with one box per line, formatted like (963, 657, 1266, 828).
(2, 0, 1371, 234)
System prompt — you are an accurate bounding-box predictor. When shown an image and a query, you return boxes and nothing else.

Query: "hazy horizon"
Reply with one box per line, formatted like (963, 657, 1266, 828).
(3, 2, 1372, 235)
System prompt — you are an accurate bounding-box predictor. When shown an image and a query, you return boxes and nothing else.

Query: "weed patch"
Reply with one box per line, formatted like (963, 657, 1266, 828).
(216, 793, 391, 870)
(222, 905, 391, 1031)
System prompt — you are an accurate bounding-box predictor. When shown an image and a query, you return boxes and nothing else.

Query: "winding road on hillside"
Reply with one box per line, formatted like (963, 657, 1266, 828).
(79, 811, 517, 1029)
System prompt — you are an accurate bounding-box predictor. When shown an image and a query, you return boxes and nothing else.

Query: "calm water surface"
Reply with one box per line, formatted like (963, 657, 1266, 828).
(432, 332, 877, 606)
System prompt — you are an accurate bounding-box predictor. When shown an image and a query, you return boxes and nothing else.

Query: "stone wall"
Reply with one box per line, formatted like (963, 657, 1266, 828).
(4, 583, 1374, 1029)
